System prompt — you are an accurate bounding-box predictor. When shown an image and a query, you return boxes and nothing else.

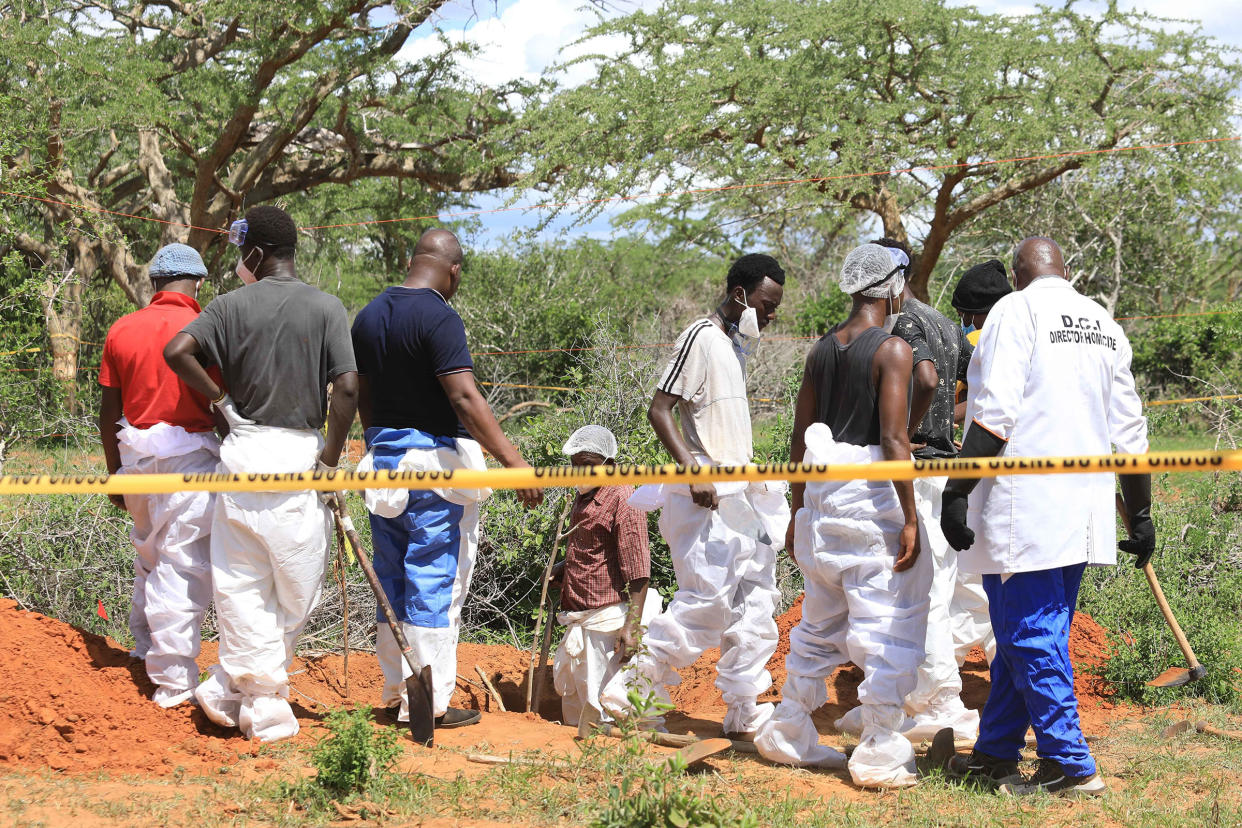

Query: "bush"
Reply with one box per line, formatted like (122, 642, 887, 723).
(590, 691, 757, 828)
(1128, 309, 1242, 401)
(310, 707, 402, 797)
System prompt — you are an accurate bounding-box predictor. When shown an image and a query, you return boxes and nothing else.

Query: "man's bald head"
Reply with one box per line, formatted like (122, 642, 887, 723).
(414, 228, 463, 265)
(405, 228, 465, 298)
(1012, 236, 1065, 290)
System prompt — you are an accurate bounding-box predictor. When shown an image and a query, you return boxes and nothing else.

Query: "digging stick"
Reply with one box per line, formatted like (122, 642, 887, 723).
(334, 514, 350, 699)
(525, 498, 573, 712)
(532, 513, 584, 715)
(1115, 494, 1206, 687)
(475, 665, 507, 712)
(329, 494, 435, 746)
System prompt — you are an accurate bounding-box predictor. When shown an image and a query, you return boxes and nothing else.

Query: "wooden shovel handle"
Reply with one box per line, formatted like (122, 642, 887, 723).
(1117, 492, 1203, 674)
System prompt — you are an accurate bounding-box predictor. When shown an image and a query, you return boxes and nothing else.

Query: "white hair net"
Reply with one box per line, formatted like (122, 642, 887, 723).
(839, 243, 906, 298)
(562, 425, 618, 461)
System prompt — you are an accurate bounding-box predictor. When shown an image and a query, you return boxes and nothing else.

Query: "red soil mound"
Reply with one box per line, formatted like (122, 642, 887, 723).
(0, 598, 553, 776)
(0, 599, 249, 774)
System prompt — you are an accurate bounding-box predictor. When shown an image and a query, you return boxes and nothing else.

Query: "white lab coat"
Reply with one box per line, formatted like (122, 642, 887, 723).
(960, 277, 1148, 575)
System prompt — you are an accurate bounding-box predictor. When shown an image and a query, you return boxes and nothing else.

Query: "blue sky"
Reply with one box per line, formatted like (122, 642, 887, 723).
(391, 0, 1241, 248)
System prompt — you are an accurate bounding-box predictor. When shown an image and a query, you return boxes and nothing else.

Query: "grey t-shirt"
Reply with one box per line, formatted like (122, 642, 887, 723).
(182, 274, 356, 430)
(891, 297, 972, 459)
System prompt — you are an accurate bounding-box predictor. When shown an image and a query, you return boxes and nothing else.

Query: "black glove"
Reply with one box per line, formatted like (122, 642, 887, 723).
(940, 423, 1008, 552)
(1118, 473, 1156, 569)
(941, 488, 974, 551)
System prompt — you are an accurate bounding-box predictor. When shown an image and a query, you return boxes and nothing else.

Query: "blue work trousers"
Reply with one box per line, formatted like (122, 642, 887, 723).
(974, 562, 1096, 778)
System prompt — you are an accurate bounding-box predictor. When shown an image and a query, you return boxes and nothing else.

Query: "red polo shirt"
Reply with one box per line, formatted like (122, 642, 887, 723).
(99, 291, 219, 432)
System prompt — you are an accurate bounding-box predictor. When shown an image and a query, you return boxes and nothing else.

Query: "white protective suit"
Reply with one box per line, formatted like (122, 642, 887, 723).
(600, 478, 789, 734)
(118, 420, 219, 706)
(960, 277, 1148, 574)
(756, 424, 932, 788)
(836, 475, 993, 741)
(553, 590, 662, 726)
(358, 435, 490, 720)
(195, 406, 330, 743)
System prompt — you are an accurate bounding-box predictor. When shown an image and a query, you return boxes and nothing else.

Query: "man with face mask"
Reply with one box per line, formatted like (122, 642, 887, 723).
(99, 243, 223, 709)
(600, 253, 789, 739)
(164, 205, 358, 742)
(548, 425, 656, 727)
(349, 228, 542, 733)
(755, 242, 929, 788)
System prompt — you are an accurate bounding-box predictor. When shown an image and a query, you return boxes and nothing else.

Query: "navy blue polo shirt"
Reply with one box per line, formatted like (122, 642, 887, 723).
(351, 287, 473, 438)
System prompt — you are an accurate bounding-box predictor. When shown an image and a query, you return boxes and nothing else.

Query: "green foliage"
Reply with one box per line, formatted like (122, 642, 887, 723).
(520, 0, 1242, 299)
(591, 690, 756, 828)
(309, 707, 402, 797)
(1128, 310, 1242, 400)
(1078, 472, 1242, 708)
(791, 288, 850, 338)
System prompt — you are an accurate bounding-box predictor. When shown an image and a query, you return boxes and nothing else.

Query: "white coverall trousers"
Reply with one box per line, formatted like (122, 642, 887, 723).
(195, 421, 329, 743)
(553, 592, 662, 726)
(601, 483, 788, 734)
(358, 432, 492, 720)
(837, 476, 993, 741)
(756, 425, 932, 788)
(118, 421, 218, 706)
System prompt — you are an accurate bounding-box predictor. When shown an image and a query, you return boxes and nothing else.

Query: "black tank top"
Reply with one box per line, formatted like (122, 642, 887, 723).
(805, 325, 895, 447)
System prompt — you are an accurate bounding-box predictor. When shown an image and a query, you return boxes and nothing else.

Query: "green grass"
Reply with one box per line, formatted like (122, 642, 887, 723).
(3, 711, 1241, 827)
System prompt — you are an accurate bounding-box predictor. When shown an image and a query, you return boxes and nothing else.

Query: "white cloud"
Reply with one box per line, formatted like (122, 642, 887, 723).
(397, 0, 661, 88)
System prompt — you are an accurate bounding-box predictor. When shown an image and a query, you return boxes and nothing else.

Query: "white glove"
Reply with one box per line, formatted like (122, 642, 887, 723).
(212, 394, 253, 432)
(315, 459, 340, 506)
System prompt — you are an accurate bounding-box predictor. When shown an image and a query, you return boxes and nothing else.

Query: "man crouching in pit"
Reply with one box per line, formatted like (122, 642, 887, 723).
(755, 242, 931, 788)
(550, 426, 658, 727)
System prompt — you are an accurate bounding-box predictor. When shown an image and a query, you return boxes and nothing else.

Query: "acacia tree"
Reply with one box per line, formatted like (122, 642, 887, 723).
(0, 0, 530, 388)
(519, 0, 1241, 298)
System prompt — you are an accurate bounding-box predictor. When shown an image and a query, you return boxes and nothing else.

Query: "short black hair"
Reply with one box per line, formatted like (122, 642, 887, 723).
(243, 205, 297, 260)
(872, 236, 912, 259)
(727, 253, 785, 294)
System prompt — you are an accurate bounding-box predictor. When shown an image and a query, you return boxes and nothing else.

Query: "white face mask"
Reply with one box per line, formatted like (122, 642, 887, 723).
(575, 484, 597, 496)
(883, 296, 900, 333)
(236, 249, 262, 284)
(729, 292, 761, 357)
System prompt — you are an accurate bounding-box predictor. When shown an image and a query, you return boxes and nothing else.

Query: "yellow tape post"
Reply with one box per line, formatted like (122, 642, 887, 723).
(0, 450, 1237, 496)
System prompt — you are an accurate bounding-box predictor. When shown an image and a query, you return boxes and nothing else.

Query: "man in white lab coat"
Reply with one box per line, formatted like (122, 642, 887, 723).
(938, 237, 1153, 797)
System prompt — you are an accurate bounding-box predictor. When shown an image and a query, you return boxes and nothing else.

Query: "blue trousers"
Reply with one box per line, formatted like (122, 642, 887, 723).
(974, 562, 1096, 777)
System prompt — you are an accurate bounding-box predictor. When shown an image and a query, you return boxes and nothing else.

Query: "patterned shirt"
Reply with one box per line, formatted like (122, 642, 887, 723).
(892, 297, 973, 458)
(561, 484, 651, 612)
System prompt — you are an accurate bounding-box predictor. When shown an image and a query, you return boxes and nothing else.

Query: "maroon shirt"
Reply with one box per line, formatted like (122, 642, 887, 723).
(561, 484, 651, 612)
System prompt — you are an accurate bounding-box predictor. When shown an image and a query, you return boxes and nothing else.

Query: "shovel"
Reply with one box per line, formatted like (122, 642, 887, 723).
(1115, 494, 1207, 688)
(329, 495, 436, 746)
(1160, 720, 1242, 742)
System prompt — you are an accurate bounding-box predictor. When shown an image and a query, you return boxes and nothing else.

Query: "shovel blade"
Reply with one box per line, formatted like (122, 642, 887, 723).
(1147, 666, 1194, 688)
(408, 664, 435, 746)
(669, 737, 732, 770)
(576, 704, 603, 740)
(1159, 720, 1195, 739)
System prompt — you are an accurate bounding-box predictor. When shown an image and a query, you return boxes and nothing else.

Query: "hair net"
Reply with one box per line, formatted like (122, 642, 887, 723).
(562, 425, 618, 461)
(839, 243, 905, 298)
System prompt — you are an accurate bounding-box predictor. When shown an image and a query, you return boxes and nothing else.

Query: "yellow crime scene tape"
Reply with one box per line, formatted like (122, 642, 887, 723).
(0, 450, 1237, 496)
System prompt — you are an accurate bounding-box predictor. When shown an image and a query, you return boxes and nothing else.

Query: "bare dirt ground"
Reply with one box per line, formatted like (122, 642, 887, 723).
(0, 595, 1124, 782)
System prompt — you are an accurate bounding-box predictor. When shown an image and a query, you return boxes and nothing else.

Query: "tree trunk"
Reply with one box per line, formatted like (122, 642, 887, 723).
(39, 268, 84, 412)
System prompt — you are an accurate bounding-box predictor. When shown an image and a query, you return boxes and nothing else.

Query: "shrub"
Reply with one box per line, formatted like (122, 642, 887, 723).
(310, 707, 402, 797)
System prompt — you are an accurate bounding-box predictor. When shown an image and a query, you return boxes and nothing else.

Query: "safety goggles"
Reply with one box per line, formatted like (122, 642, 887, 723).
(228, 219, 247, 247)
(860, 263, 907, 295)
